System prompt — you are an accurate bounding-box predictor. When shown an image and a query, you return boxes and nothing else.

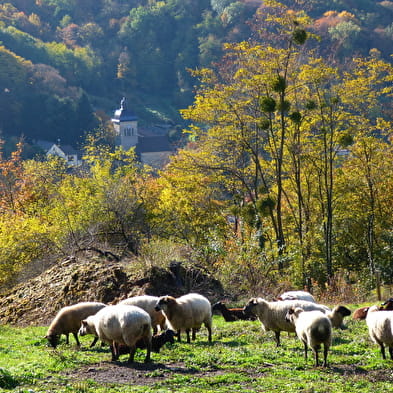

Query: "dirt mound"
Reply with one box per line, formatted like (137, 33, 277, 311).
(0, 257, 225, 327)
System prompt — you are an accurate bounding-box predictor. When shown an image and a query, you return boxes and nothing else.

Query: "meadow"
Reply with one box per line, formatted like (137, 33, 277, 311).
(0, 310, 392, 393)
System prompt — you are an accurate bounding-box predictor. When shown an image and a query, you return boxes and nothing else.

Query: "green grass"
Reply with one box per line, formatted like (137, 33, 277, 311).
(0, 313, 392, 392)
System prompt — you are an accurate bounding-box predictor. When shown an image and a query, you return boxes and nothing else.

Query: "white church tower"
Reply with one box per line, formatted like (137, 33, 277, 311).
(111, 97, 138, 150)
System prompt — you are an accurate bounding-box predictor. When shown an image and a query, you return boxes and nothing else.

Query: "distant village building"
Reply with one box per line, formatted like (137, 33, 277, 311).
(36, 140, 82, 167)
(36, 97, 173, 169)
(111, 97, 173, 168)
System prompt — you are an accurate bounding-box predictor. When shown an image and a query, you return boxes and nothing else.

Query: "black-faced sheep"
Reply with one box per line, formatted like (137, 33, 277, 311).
(326, 305, 351, 329)
(244, 298, 331, 346)
(119, 295, 167, 334)
(155, 293, 212, 343)
(277, 290, 316, 303)
(212, 301, 257, 322)
(285, 307, 332, 367)
(381, 298, 393, 310)
(78, 304, 152, 363)
(366, 305, 393, 360)
(45, 302, 106, 348)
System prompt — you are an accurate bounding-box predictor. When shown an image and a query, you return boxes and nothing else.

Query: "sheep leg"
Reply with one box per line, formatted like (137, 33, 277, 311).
(322, 344, 328, 367)
(186, 329, 191, 343)
(89, 336, 99, 348)
(207, 326, 212, 343)
(192, 328, 196, 341)
(314, 348, 319, 367)
(72, 332, 81, 347)
(110, 342, 119, 361)
(274, 331, 281, 346)
(303, 341, 308, 362)
(144, 340, 151, 363)
(379, 343, 386, 360)
(65, 333, 69, 345)
(389, 346, 393, 360)
(128, 345, 137, 363)
(176, 330, 181, 342)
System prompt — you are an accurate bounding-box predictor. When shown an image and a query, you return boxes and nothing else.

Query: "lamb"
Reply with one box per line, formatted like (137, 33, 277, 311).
(119, 295, 167, 334)
(243, 298, 331, 346)
(285, 307, 332, 367)
(212, 301, 257, 321)
(277, 290, 316, 303)
(45, 301, 107, 348)
(78, 304, 152, 363)
(366, 305, 393, 360)
(155, 293, 212, 343)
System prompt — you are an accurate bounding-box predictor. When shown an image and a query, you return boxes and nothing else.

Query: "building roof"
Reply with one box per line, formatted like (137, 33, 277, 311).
(112, 97, 138, 123)
(135, 135, 172, 154)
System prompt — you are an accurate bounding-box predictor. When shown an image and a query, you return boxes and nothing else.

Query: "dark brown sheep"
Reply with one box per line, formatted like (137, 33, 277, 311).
(212, 301, 257, 321)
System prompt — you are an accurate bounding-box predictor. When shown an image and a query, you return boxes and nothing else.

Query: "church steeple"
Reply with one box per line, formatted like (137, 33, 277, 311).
(111, 97, 138, 150)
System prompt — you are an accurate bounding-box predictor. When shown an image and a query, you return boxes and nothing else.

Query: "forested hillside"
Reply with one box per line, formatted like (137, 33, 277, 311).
(0, 1, 392, 299)
(0, 0, 392, 148)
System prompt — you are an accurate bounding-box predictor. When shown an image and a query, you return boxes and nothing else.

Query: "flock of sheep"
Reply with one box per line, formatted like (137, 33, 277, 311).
(44, 290, 393, 367)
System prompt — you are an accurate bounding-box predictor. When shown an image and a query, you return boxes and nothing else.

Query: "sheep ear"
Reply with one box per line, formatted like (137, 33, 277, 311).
(288, 308, 294, 315)
(81, 320, 88, 326)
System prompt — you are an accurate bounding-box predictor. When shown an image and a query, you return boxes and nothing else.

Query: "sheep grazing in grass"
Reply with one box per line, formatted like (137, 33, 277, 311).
(285, 307, 332, 367)
(79, 304, 152, 363)
(45, 302, 106, 348)
(244, 298, 331, 346)
(155, 293, 212, 343)
(119, 295, 167, 334)
(277, 291, 316, 303)
(212, 301, 257, 322)
(366, 305, 393, 360)
(117, 329, 177, 355)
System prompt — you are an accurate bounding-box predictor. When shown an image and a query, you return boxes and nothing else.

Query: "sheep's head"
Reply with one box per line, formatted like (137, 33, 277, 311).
(285, 307, 303, 324)
(381, 298, 393, 310)
(212, 301, 225, 312)
(78, 319, 95, 336)
(155, 296, 176, 312)
(333, 305, 351, 317)
(45, 334, 60, 348)
(244, 298, 258, 314)
(164, 329, 176, 344)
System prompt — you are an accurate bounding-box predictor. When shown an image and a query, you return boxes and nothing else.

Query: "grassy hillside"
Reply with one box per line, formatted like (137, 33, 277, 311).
(1, 311, 393, 392)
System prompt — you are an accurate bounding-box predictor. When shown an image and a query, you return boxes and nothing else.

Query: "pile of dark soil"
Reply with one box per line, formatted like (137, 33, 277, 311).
(0, 256, 225, 327)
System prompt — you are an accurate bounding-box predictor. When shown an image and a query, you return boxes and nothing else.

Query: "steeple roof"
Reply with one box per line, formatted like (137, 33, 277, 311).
(112, 97, 138, 122)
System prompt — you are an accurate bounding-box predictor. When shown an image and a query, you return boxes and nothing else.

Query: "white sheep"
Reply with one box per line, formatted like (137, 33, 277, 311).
(78, 304, 152, 363)
(277, 290, 316, 303)
(155, 293, 212, 343)
(119, 295, 167, 334)
(244, 298, 330, 346)
(45, 301, 106, 348)
(285, 307, 332, 367)
(366, 305, 393, 360)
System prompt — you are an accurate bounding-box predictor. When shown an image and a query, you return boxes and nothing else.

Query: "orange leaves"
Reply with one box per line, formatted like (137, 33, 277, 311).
(0, 140, 34, 215)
